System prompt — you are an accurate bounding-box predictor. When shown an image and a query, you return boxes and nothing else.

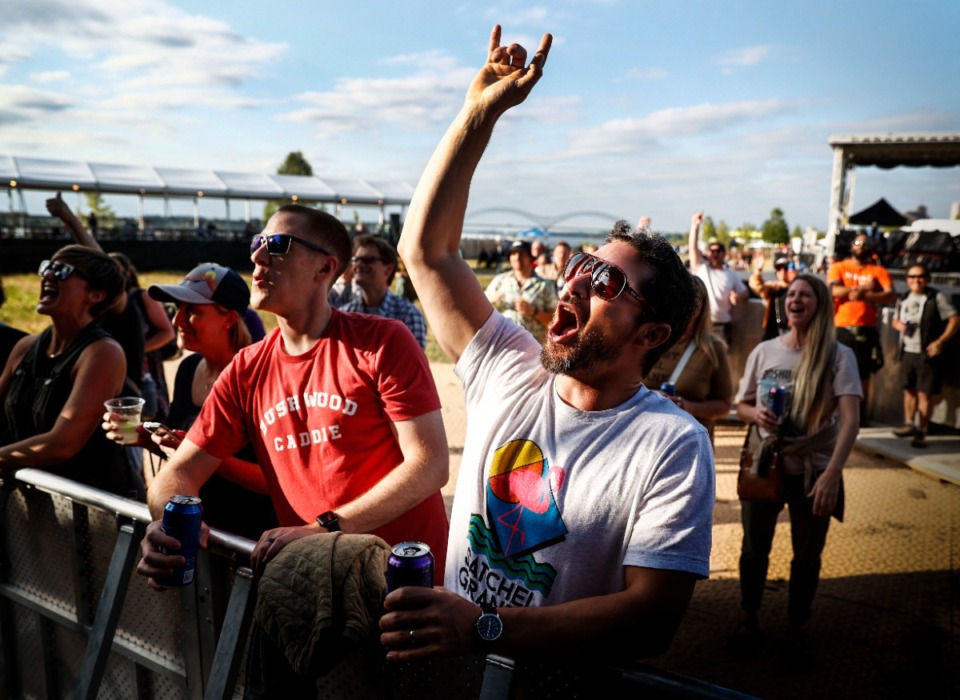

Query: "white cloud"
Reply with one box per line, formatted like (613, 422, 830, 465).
(718, 45, 772, 73)
(565, 99, 794, 156)
(29, 71, 71, 84)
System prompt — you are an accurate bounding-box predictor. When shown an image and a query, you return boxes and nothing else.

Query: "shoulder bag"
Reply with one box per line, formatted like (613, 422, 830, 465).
(737, 423, 785, 502)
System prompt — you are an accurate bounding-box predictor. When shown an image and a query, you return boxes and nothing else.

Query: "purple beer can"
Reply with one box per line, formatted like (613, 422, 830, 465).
(386, 541, 434, 592)
(768, 386, 787, 419)
(157, 495, 202, 587)
(660, 382, 677, 396)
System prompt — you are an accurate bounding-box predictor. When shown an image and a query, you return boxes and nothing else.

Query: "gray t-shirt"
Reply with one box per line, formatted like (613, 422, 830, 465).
(737, 336, 862, 475)
(448, 312, 715, 608)
(897, 292, 958, 355)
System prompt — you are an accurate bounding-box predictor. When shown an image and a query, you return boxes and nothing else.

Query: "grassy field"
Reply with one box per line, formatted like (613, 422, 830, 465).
(1, 267, 499, 365)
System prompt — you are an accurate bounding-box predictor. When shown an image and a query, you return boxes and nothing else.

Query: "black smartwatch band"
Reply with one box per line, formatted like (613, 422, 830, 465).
(317, 511, 341, 532)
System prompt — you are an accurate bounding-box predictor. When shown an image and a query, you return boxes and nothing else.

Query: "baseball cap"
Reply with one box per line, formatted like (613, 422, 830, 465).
(508, 240, 532, 256)
(774, 257, 789, 270)
(148, 263, 250, 313)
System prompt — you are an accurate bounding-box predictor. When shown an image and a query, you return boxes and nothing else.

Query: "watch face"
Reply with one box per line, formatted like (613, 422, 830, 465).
(476, 613, 503, 642)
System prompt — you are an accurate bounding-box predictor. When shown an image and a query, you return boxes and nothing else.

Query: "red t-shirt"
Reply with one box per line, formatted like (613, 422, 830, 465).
(188, 310, 448, 576)
(827, 259, 892, 328)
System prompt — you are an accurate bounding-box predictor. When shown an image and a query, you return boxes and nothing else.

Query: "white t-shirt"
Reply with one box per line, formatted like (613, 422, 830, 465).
(695, 263, 747, 324)
(448, 313, 715, 608)
(736, 336, 862, 475)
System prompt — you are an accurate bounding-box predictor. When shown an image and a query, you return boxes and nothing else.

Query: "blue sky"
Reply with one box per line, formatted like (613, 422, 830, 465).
(2, 0, 958, 233)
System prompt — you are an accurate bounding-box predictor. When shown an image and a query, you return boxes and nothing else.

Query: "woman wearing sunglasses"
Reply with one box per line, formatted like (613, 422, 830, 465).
(104, 263, 278, 539)
(733, 274, 861, 661)
(642, 276, 733, 444)
(0, 245, 141, 497)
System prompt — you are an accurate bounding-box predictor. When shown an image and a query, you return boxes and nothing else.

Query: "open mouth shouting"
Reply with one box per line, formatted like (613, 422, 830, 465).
(547, 299, 583, 345)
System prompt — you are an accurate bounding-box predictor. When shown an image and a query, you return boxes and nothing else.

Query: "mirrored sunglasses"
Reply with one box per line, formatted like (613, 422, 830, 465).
(562, 252, 651, 310)
(38, 259, 86, 281)
(250, 233, 331, 257)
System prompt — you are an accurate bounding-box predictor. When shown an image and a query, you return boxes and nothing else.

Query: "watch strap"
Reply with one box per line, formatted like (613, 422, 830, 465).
(316, 511, 341, 532)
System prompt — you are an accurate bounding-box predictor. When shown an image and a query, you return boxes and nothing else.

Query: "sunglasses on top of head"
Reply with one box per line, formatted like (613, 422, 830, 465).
(38, 259, 87, 281)
(250, 233, 331, 257)
(562, 252, 653, 311)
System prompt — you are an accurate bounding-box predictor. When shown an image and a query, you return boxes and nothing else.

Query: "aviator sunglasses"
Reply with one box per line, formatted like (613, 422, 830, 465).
(38, 259, 87, 281)
(562, 252, 653, 310)
(250, 233, 332, 257)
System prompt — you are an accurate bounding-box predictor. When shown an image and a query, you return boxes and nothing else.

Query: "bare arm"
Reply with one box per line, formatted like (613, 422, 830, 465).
(146, 438, 224, 518)
(926, 314, 960, 358)
(249, 409, 449, 574)
(381, 565, 696, 661)
(808, 394, 859, 516)
(141, 293, 176, 352)
(45, 193, 103, 252)
(397, 25, 552, 363)
(687, 211, 704, 269)
(0, 339, 126, 469)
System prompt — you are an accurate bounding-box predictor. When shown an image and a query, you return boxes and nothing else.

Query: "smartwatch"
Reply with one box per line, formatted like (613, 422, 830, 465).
(474, 602, 503, 644)
(316, 511, 341, 532)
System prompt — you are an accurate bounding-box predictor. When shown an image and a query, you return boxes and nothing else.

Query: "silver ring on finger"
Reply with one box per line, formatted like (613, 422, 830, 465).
(409, 629, 417, 643)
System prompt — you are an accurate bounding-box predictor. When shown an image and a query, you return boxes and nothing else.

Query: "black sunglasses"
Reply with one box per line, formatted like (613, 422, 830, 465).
(562, 252, 653, 310)
(250, 233, 332, 257)
(351, 255, 387, 265)
(38, 259, 87, 281)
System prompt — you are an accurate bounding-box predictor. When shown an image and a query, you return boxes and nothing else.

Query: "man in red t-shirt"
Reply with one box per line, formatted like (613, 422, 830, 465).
(827, 233, 896, 425)
(137, 205, 449, 583)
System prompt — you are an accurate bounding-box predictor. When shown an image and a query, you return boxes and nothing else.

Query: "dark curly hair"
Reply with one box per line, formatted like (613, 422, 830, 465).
(605, 221, 697, 373)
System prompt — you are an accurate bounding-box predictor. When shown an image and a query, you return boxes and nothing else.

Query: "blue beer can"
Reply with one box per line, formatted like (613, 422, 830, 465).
(386, 541, 434, 592)
(157, 495, 203, 587)
(768, 386, 787, 418)
(660, 382, 677, 396)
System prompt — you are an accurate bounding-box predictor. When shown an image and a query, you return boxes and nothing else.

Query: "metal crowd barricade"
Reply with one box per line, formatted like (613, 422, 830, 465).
(0, 468, 757, 700)
(0, 468, 256, 699)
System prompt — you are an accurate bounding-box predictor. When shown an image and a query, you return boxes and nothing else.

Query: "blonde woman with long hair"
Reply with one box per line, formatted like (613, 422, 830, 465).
(644, 276, 733, 442)
(732, 273, 861, 660)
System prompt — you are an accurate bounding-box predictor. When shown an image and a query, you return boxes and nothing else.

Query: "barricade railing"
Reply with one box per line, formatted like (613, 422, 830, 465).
(0, 469, 757, 700)
(0, 468, 256, 699)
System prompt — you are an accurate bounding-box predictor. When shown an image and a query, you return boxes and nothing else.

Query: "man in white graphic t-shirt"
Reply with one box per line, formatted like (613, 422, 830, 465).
(379, 24, 715, 671)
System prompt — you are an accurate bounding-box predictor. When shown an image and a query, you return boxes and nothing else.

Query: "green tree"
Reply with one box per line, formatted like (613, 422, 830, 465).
(761, 208, 789, 245)
(264, 151, 314, 220)
(702, 216, 716, 241)
(84, 192, 115, 230)
(278, 151, 313, 177)
(716, 220, 730, 244)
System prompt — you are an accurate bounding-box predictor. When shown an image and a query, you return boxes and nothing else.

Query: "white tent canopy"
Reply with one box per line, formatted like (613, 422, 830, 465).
(1, 154, 413, 207)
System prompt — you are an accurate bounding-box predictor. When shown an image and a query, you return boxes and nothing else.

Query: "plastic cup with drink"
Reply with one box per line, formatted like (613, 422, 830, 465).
(104, 397, 146, 445)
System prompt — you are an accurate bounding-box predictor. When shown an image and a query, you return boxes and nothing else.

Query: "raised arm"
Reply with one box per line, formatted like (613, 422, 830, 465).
(687, 211, 704, 269)
(45, 193, 103, 252)
(397, 25, 552, 363)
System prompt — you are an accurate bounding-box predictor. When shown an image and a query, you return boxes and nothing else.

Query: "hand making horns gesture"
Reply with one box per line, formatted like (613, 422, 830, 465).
(466, 24, 553, 113)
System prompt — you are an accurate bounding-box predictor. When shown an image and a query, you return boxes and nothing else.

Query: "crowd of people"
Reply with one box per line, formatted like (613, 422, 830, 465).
(2, 21, 958, 695)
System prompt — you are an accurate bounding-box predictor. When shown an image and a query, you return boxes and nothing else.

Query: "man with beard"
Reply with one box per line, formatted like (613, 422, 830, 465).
(381, 25, 714, 672)
(827, 233, 896, 425)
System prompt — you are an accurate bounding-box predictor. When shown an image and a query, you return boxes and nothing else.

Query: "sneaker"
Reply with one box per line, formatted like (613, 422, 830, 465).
(911, 430, 927, 448)
(892, 423, 916, 438)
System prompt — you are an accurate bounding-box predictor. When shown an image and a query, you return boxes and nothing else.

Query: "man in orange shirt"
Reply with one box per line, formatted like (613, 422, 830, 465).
(827, 234, 896, 425)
